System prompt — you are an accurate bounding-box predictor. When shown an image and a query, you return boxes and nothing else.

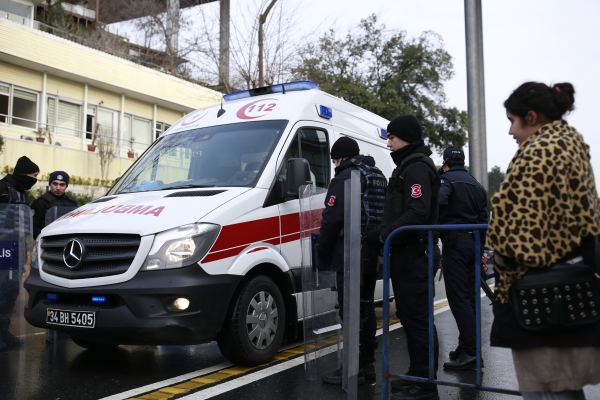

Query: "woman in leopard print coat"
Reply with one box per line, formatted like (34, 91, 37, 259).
(488, 82, 600, 399)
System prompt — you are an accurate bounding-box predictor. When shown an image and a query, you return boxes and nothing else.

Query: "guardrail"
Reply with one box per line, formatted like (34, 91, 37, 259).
(381, 223, 521, 399)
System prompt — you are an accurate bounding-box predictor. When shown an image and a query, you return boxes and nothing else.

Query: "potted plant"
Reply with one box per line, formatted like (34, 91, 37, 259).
(127, 137, 135, 158)
(35, 127, 48, 143)
(88, 123, 98, 152)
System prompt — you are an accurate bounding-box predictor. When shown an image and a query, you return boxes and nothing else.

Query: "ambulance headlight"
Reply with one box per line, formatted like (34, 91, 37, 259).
(141, 223, 220, 271)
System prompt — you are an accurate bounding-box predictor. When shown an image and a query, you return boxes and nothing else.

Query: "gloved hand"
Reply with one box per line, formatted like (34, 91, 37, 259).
(363, 231, 383, 250)
(314, 243, 332, 271)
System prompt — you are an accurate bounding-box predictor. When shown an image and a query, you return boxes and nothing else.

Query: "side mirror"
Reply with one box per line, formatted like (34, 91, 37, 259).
(285, 158, 312, 200)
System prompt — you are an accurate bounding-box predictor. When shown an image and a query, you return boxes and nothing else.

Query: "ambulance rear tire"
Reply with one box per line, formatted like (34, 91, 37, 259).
(217, 275, 285, 366)
(71, 337, 119, 350)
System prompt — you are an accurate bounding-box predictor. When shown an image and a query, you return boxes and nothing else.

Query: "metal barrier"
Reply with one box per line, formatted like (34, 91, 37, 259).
(381, 224, 521, 399)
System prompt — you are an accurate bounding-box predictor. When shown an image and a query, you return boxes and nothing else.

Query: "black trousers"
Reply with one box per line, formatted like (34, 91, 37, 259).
(442, 239, 477, 357)
(336, 270, 378, 365)
(390, 246, 439, 379)
(0, 276, 19, 339)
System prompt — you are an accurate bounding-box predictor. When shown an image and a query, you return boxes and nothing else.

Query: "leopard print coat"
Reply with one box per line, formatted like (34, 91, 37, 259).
(488, 120, 600, 303)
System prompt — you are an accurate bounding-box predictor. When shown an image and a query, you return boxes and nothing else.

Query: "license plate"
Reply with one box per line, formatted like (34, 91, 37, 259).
(46, 309, 95, 328)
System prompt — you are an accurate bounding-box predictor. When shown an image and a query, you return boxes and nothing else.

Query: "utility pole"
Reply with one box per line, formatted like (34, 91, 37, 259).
(219, 0, 230, 90)
(258, 0, 277, 87)
(166, 0, 180, 74)
(464, 0, 488, 189)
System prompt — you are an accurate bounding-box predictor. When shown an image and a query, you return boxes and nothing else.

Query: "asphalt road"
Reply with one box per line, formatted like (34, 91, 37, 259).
(2, 285, 600, 400)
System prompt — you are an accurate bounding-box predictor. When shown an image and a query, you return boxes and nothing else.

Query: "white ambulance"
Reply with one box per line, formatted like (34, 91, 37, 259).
(24, 81, 395, 366)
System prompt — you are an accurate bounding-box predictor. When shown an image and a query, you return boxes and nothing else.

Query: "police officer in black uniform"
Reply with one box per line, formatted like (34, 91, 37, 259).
(365, 115, 440, 400)
(0, 156, 39, 352)
(0, 156, 39, 204)
(316, 137, 386, 385)
(30, 171, 78, 239)
(438, 147, 487, 370)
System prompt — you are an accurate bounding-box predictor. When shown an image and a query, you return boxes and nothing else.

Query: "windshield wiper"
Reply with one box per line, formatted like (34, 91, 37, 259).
(160, 184, 217, 190)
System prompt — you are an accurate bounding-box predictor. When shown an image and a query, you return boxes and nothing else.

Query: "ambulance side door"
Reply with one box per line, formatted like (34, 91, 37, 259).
(275, 121, 332, 273)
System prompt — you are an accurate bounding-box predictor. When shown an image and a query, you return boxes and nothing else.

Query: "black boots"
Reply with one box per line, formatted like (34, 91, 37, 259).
(390, 384, 439, 400)
(443, 353, 480, 370)
(321, 365, 366, 385)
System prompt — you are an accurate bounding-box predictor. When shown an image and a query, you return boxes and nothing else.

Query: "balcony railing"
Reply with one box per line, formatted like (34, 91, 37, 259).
(0, 113, 151, 153)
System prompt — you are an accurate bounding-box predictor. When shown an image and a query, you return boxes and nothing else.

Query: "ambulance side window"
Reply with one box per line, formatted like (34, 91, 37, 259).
(281, 128, 330, 189)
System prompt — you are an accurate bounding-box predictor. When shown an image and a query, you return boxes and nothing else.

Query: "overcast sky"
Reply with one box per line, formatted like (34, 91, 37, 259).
(291, 0, 600, 185)
(112, 0, 600, 186)
(284, 0, 600, 185)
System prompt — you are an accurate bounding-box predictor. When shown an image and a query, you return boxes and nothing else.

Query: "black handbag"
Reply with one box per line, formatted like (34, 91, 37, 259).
(512, 257, 600, 332)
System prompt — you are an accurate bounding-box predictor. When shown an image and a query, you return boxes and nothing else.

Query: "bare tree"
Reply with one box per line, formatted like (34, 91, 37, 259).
(168, 0, 305, 90)
(258, 0, 278, 87)
(114, 0, 207, 75)
(96, 129, 119, 180)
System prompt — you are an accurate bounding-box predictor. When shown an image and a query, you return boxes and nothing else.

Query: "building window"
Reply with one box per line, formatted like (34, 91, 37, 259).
(122, 114, 152, 150)
(86, 105, 96, 140)
(155, 121, 171, 140)
(0, 84, 8, 124)
(96, 108, 118, 143)
(132, 117, 152, 150)
(1, 0, 33, 18)
(12, 88, 37, 129)
(47, 97, 82, 137)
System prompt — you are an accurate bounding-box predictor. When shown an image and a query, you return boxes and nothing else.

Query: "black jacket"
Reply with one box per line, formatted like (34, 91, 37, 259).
(30, 192, 78, 239)
(316, 155, 377, 272)
(380, 141, 440, 243)
(438, 165, 488, 242)
(0, 175, 30, 204)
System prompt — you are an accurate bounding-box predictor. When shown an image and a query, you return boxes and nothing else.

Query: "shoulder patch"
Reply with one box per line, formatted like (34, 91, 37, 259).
(327, 196, 336, 207)
(410, 184, 422, 198)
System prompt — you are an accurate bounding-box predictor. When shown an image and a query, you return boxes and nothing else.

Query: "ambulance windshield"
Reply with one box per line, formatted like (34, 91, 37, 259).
(109, 120, 288, 194)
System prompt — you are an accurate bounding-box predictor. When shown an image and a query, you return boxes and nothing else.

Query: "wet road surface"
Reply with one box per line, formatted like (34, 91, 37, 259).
(2, 293, 600, 399)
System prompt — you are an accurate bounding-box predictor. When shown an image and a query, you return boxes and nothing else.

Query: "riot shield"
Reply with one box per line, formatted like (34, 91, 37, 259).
(0, 204, 35, 351)
(44, 206, 77, 344)
(44, 206, 78, 227)
(300, 184, 342, 380)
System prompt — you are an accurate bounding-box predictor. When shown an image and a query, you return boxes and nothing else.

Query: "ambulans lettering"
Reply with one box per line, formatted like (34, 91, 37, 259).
(127, 205, 153, 214)
(57, 205, 166, 220)
(236, 98, 278, 120)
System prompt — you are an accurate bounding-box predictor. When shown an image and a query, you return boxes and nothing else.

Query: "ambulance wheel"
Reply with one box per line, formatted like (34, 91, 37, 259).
(71, 337, 118, 350)
(217, 275, 285, 366)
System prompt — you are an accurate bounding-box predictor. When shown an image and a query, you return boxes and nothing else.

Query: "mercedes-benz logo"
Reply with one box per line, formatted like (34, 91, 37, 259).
(62, 239, 86, 270)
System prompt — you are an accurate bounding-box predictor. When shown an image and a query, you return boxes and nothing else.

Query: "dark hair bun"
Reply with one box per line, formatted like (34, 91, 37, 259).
(553, 82, 575, 116)
(504, 81, 576, 121)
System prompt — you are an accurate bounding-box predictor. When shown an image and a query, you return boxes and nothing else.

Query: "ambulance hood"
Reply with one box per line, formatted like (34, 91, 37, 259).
(39, 187, 251, 238)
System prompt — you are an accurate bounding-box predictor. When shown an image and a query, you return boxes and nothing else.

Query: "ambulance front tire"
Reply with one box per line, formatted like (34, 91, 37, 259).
(71, 336, 119, 351)
(217, 275, 286, 366)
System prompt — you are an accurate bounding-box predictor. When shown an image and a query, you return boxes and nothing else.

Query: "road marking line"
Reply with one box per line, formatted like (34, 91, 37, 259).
(177, 303, 455, 400)
(112, 289, 493, 400)
(97, 362, 232, 400)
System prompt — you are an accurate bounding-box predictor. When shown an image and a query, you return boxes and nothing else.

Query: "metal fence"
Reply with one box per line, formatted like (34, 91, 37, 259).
(381, 223, 521, 399)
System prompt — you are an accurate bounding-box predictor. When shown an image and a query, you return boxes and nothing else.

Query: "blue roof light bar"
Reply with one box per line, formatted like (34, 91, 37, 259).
(223, 81, 319, 102)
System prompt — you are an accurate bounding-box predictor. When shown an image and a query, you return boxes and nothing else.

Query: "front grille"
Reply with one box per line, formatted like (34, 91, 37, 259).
(41, 234, 140, 279)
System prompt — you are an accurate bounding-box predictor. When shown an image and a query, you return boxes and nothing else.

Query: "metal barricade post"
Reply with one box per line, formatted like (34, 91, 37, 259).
(342, 170, 361, 397)
(381, 224, 521, 399)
